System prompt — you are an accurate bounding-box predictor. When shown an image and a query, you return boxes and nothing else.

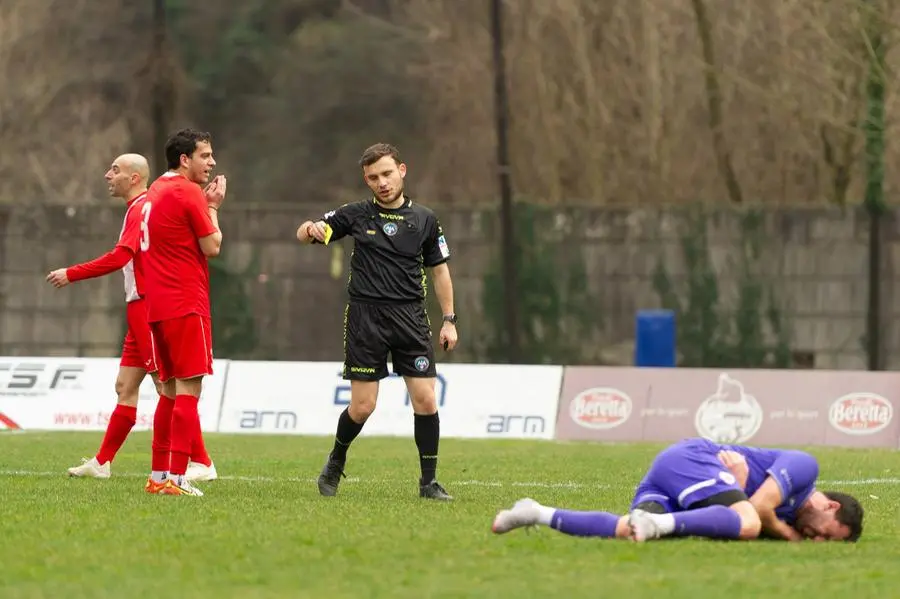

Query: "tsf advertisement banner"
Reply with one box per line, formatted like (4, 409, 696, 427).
(0, 357, 229, 432)
(555, 366, 899, 448)
(217, 361, 563, 439)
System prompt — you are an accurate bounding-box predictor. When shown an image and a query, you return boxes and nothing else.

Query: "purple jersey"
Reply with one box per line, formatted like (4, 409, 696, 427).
(631, 438, 818, 524)
(718, 443, 818, 523)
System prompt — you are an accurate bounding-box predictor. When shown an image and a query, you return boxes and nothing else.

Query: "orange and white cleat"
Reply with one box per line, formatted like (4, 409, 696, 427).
(145, 477, 168, 494)
(161, 477, 204, 497)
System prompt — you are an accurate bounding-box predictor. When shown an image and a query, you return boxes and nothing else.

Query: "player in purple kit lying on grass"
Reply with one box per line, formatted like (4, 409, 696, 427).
(491, 438, 864, 542)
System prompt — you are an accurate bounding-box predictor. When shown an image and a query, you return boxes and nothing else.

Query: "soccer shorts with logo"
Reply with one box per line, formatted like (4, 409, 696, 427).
(120, 299, 157, 373)
(150, 313, 213, 382)
(342, 301, 436, 381)
(629, 438, 746, 513)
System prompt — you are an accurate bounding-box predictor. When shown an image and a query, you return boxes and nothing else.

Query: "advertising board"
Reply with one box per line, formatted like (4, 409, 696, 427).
(0, 357, 228, 432)
(555, 366, 899, 447)
(217, 361, 563, 439)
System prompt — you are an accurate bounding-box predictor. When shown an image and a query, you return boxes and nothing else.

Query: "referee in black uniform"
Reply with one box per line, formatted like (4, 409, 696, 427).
(296, 143, 458, 501)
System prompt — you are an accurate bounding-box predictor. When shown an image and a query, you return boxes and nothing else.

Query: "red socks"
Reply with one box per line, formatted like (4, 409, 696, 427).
(151, 394, 211, 474)
(151, 395, 175, 471)
(95, 404, 137, 465)
(169, 394, 200, 476)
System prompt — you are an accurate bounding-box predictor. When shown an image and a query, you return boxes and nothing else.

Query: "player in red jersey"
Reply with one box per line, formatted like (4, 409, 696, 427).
(47, 153, 217, 484)
(142, 128, 226, 497)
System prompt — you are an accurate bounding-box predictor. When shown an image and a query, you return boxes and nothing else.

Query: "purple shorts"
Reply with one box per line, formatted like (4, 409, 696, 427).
(629, 438, 744, 512)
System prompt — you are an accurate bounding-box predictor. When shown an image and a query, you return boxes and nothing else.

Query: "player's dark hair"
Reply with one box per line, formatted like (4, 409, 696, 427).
(359, 143, 401, 168)
(823, 491, 864, 542)
(165, 128, 212, 170)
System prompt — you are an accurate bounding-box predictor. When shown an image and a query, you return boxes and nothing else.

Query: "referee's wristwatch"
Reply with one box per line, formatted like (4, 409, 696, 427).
(442, 313, 458, 325)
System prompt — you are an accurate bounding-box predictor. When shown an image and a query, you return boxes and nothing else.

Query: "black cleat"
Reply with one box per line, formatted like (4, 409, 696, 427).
(419, 480, 453, 501)
(317, 454, 346, 497)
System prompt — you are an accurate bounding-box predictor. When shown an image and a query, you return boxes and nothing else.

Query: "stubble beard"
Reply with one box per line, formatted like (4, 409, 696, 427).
(376, 183, 404, 208)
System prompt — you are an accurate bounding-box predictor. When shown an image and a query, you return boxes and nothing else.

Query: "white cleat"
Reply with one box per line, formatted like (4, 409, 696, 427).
(492, 498, 541, 534)
(67, 457, 111, 479)
(628, 509, 663, 542)
(184, 461, 218, 482)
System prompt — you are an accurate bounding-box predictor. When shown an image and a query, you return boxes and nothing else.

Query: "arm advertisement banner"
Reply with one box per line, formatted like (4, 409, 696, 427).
(215, 361, 563, 440)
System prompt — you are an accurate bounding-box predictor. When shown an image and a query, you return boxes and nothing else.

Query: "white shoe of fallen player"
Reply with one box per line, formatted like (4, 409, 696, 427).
(628, 509, 663, 542)
(67, 457, 111, 479)
(492, 498, 541, 534)
(184, 460, 218, 482)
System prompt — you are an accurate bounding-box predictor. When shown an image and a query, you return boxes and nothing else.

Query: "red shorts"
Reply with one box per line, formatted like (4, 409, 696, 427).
(150, 313, 214, 383)
(120, 300, 157, 372)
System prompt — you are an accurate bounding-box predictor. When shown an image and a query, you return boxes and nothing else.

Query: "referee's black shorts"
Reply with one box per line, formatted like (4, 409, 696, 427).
(342, 301, 437, 381)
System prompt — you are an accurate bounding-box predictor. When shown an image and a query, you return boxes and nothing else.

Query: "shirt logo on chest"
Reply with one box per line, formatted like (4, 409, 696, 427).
(382, 222, 398, 236)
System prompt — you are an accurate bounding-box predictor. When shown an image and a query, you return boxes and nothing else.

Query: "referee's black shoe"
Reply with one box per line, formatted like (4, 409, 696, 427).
(317, 454, 346, 497)
(420, 479, 453, 501)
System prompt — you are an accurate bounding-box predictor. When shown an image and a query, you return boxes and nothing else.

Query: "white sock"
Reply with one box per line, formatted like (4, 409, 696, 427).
(536, 505, 556, 526)
(171, 474, 183, 486)
(654, 513, 676, 535)
(151, 471, 167, 483)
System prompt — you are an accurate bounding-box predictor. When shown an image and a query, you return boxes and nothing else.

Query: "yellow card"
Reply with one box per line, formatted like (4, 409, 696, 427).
(323, 223, 333, 245)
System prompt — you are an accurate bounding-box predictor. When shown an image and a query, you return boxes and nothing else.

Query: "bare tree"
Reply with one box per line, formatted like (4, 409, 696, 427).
(0, 0, 151, 204)
(2, 0, 898, 209)
(690, 0, 743, 204)
(400, 0, 897, 207)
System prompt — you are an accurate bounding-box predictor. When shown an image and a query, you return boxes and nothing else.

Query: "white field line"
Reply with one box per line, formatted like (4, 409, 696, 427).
(0, 469, 897, 489)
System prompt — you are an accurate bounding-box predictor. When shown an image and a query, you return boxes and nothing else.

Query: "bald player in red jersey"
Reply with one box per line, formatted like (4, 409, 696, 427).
(47, 153, 216, 484)
(142, 128, 226, 497)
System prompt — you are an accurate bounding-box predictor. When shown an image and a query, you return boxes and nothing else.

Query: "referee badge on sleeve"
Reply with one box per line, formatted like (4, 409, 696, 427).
(438, 235, 450, 258)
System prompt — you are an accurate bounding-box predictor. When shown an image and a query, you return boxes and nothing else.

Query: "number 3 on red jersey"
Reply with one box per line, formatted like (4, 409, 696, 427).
(140, 201, 152, 251)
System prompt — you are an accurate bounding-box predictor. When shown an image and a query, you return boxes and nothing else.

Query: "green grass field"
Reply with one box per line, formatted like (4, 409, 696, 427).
(0, 432, 897, 599)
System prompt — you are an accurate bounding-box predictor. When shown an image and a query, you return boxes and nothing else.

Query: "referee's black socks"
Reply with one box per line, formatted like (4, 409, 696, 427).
(414, 412, 440, 484)
(331, 408, 364, 463)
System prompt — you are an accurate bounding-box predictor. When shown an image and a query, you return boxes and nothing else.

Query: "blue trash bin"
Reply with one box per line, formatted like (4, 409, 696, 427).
(634, 310, 676, 367)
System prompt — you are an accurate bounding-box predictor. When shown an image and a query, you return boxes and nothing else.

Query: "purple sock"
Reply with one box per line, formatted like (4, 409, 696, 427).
(673, 505, 742, 539)
(550, 510, 620, 538)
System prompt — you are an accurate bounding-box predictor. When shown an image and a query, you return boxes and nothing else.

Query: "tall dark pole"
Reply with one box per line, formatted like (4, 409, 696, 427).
(152, 0, 168, 178)
(864, 0, 886, 371)
(490, 0, 521, 363)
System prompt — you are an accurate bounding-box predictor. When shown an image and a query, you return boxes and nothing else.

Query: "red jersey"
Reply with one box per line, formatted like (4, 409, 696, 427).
(66, 192, 147, 303)
(142, 173, 217, 322)
(119, 193, 148, 302)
